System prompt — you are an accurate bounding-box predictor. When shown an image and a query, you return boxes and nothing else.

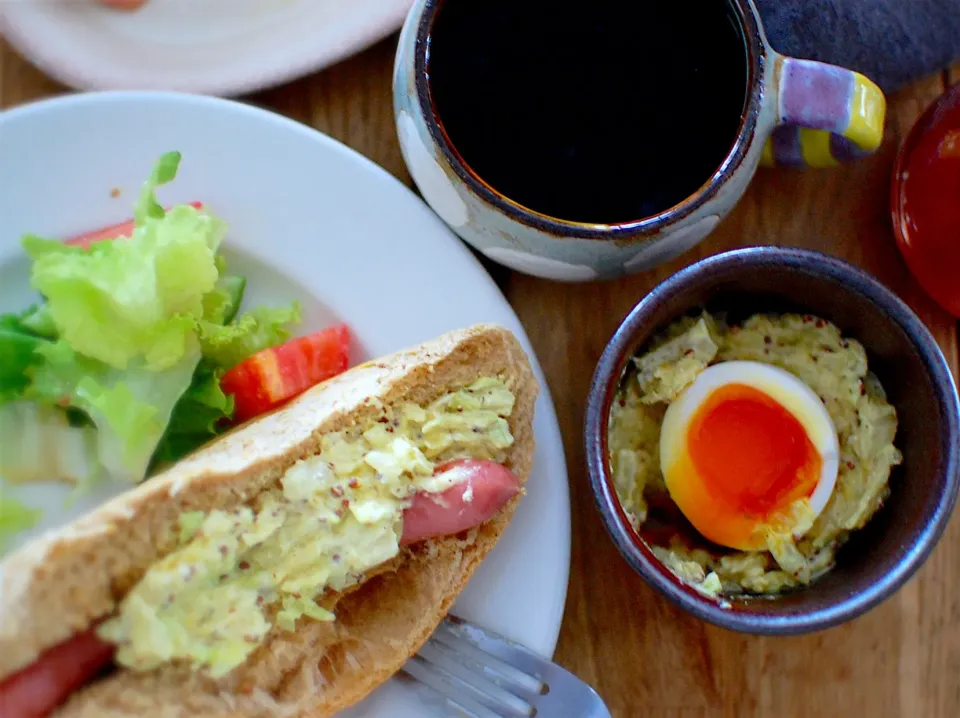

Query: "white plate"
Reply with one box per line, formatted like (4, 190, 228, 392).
(0, 0, 413, 95)
(0, 92, 571, 716)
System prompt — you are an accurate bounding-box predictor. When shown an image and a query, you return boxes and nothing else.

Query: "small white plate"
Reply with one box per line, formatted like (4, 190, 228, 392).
(0, 92, 571, 716)
(0, 0, 413, 95)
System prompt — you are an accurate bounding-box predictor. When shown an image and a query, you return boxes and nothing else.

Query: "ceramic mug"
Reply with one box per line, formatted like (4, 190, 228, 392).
(392, 0, 887, 282)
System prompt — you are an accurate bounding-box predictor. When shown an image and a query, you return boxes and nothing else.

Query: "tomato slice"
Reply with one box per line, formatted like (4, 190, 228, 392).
(96, 0, 149, 9)
(64, 201, 204, 249)
(220, 324, 351, 423)
(0, 629, 114, 718)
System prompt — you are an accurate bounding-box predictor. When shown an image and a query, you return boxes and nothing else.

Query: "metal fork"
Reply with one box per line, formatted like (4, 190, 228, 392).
(399, 615, 612, 718)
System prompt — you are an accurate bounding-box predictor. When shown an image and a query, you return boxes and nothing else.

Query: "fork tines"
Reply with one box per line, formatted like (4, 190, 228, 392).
(401, 616, 546, 717)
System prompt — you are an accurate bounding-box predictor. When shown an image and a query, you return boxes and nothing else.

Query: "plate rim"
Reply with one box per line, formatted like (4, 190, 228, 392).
(0, 0, 413, 96)
(0, 90, 572, 663)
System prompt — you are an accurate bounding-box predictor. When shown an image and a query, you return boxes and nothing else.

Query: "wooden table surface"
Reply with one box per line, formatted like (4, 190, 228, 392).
(2, 33, 959, 718)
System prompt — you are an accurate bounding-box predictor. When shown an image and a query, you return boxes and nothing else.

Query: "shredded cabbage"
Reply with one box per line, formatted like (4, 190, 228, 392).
(277, 595, 334, 632)
(610, 311, 903, 597)
(0, 401, 98, 485)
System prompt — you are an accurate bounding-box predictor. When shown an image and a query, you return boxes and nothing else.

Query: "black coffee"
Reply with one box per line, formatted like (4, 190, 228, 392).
(426, 0, 748, 224)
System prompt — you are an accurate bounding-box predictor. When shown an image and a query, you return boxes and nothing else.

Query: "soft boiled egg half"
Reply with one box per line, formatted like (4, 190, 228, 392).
(659, 360, 840, 551)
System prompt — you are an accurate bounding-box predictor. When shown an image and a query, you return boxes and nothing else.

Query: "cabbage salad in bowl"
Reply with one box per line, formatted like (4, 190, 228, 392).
(608, 311, 903, 601)
(0, 152, 351, 553)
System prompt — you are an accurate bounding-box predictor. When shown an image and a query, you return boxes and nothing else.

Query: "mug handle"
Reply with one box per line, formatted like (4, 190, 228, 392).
(761, 56, 886, 168)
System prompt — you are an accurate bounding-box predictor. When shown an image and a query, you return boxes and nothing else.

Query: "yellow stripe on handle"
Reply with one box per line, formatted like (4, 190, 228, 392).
(799, 129, 839, 168)
(760, 139, 775, 167)
(845, 73, 886, 154)
(763, 57, 886, 168)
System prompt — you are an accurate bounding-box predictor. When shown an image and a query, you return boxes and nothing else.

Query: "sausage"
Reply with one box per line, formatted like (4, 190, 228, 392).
(0, 629, 114, 718)
(0, 459, 519, 717)
(401, 459, 521, 546)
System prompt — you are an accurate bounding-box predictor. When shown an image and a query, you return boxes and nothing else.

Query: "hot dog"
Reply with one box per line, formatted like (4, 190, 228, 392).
(0, 324, 537, 718)
(400, 459, 522, 546)
(1, 458, 521, 718)
(0, 631, 114, 718)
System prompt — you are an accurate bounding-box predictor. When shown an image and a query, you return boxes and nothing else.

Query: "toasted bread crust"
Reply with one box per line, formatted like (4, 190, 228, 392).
(0, 324, 537, 717)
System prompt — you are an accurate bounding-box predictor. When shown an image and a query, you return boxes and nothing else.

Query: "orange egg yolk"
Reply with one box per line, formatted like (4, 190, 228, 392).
(667, 384, 822, 550)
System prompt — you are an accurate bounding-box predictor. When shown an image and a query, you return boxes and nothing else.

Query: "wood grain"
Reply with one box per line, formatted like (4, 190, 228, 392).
(2, 34, 958, 718)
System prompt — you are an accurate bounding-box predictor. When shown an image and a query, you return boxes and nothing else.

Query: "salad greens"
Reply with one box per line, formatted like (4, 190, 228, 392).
(0, 491, 42, 553)
(151, 360, 235, 466)
(200, 303, 301, 369)
(0, 152, 300, 500)
(21, 185, 226, 372)
(0, 312, 45, 402)
(0, 401, 97, 485)
(28, 338, 203, 484)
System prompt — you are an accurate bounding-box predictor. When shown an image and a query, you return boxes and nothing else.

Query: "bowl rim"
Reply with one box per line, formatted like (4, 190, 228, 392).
(584, 246, 960, 634)
(411, 0, 767, 240)
(0, 0, 413, 97)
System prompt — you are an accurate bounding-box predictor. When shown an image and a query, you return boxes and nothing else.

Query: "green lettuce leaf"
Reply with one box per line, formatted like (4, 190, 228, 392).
(134, 150, 182, 224)
(22, 153, 228, 371)
(150, 298, 301, 465)
(202, 286, 233, 327)
(0, 490, 42, 553)
(17, 304, 58, 339)
(28, 339, 202, 483)
(152, 362, 235, 466)
(199, 302, 302, 369)
(0, 314, 46, 404)
(201, 275, 246, 328)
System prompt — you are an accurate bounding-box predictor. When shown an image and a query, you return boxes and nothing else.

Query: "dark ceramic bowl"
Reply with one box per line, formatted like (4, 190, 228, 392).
(585, 247, 960, 635)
